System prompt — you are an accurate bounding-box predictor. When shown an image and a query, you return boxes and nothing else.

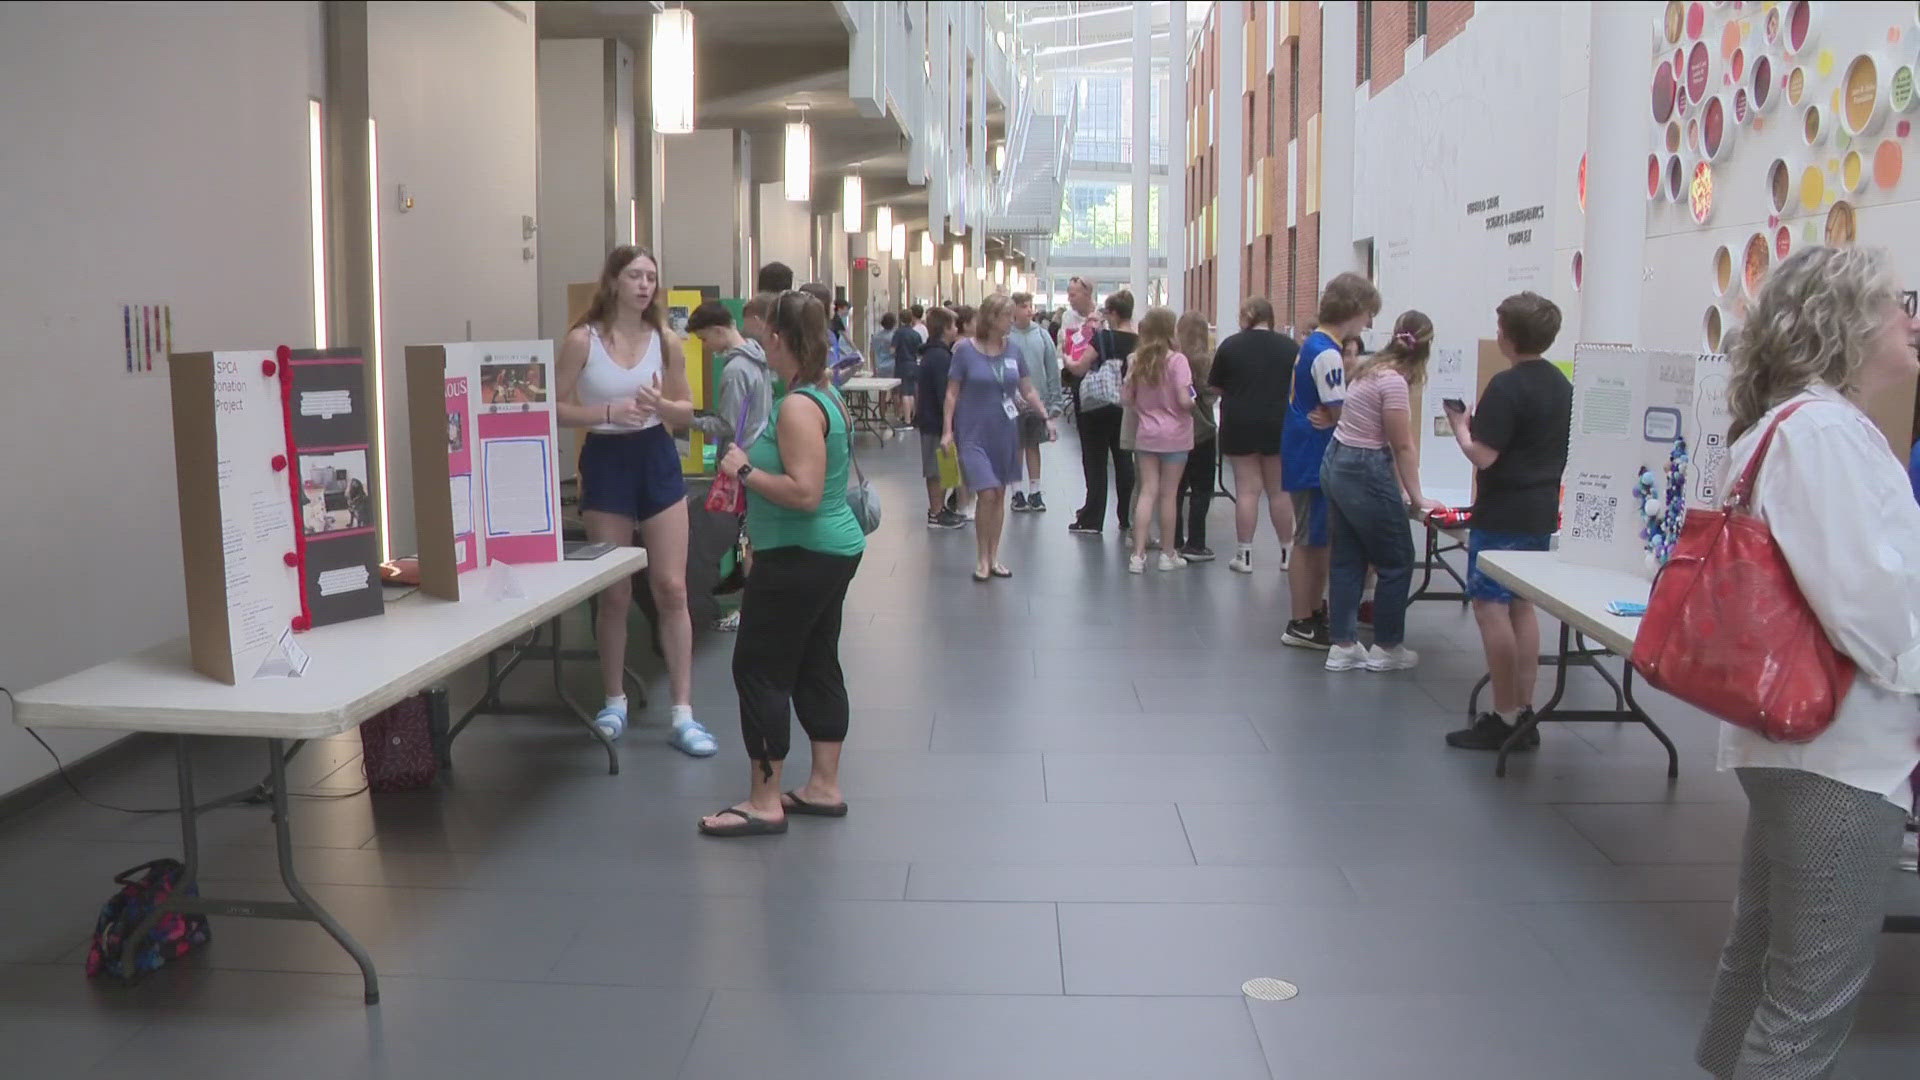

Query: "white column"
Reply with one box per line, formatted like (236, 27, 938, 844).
(971, 6, 987, 272)
(950, 4, 965, 239)
(927, 5, 948, 238)
(1317, 0, 1357, 286)
(1213, 1, 1245, 330)
(1581, 3, 1648, 345)
(1167, 1, 1187, 313)
(1130, 1, 1153, 302)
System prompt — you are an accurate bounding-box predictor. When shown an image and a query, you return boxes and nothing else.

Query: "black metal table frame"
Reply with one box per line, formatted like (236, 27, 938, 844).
(443, 613, 645, 776)
(842, 385, 895, 442)
(1463, 623, 1679, 779)
(1410, 520, 1469, 604)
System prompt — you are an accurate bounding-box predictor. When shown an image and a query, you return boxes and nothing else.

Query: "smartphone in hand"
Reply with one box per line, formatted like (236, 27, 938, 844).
(1442, 398, 1467, 415)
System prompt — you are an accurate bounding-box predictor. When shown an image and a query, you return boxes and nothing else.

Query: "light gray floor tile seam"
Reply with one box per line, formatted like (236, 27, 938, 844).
(1545, 800, 1630, 868)
(1240, 995, 1281, 1080)
(1174, 803, 1198, 865)
(1054, 903, 1066, 995)
(670, 990, 716, 1080)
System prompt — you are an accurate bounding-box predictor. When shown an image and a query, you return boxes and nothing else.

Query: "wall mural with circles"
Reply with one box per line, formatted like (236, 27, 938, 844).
(1643, 1, 1920, 352)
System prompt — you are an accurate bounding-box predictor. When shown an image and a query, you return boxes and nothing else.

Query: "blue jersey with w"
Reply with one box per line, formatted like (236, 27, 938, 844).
(1280, 330, 1348, 490)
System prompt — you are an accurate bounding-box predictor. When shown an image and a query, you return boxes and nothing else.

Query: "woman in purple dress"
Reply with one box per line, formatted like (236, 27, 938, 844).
(942, 294, 1054, 582)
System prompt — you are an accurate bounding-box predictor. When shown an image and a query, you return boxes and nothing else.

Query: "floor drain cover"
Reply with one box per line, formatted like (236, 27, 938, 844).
(1241, 977, 1299, 1001)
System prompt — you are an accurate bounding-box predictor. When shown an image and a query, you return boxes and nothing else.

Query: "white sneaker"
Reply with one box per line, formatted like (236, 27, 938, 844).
(1157, 553, 1186, 571)
(1228, 551, 1254, 574)
(1280, 545, 1292, 572)
(1364, 644, 1420, 671)
(1127, 554, 1147, 574)
(1324, 642, 1370, 671)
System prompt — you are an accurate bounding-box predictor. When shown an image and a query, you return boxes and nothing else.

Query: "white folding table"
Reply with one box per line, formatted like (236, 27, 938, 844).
(9, 549, 646, 1003)
(838, 376, 902, 441)
(1475, 550, 1679, 779)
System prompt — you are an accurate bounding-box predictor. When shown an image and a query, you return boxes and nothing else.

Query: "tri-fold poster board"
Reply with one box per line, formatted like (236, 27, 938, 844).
(406, 341, 562, 600)
(170, 347, 383, 683)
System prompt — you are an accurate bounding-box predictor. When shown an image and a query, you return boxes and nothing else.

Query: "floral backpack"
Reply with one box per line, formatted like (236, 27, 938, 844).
(86, 859, 211, 983)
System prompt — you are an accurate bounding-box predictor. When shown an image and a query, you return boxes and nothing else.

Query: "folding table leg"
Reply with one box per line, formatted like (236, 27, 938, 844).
(118, 734, 201, 982)
(267, 739, 380, 1004)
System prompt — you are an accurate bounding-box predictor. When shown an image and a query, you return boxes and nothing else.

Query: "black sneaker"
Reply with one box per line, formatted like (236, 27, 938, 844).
(926, 509, 943, 529)
(1514, 707, 1542, 749)
(1011, 491, 1029, 512)
(1027, 492, 1047, 512)
(1445, 712, 1540, 751)
(946, 491, 959, 514)
(930, 509, 966, 530)
(1282, 618, 1332, 650)
(1180, 545, 1216, 563)
(1068, 518, 1101, 536)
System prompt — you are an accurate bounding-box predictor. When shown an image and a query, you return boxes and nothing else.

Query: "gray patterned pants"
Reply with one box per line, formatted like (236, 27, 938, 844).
(1696, 768, 1906, 1079)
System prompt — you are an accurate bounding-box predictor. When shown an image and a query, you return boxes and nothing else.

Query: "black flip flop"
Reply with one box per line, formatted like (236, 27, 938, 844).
(783, 790, 849, 817)
(973, 570, 991, 583)
(697, 807, 788, 837)
(990, 565, 1013, 578)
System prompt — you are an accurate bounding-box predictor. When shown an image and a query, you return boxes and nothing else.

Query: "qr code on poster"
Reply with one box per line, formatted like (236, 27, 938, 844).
(1569, 491, 1617, 542)
(1697, 432, 1728, 505)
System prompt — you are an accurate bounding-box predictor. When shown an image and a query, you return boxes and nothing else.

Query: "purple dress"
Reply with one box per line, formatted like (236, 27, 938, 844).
(950, 338, 1027, 490)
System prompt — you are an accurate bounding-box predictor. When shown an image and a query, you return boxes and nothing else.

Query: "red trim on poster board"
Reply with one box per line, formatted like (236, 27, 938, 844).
(275, 350, 313, 633)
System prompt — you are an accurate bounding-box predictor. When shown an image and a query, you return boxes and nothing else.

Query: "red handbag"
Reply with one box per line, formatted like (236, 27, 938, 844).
(1631, 402, 1855, 742)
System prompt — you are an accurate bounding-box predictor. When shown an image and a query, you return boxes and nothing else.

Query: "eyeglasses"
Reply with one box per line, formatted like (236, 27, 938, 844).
(1901, 290, 1917, 319)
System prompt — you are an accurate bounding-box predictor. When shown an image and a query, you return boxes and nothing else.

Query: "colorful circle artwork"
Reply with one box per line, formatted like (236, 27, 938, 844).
(1776, 224, 1793, 260)
(1788, 66, 1808, 106)
(1665, 0, 1686, 45)
(1764, 4, 1783, 46)
(1724, 21, 1743, 60)
(1578, 153, 1587, 211)
(1803, 103, 1825, 146)
(1690, 161, 1716, 222)
(1705, 94, 1733, 158)
(1653, 60, 1678, 122)
(1875, 137, 1904, 189)
(1713, 244, 1734, 295)
(1752, 54, 1775, 111)
(1689, 116, 1703, 151)
(1825, 199, 1856, 245)
(1800, 163, 1826, 209)
(1572, 250, 1584, 291)
(1668, 153, 1687, 201)
(1667, 120, 1684, 152)
(1743, 232, 1771, 297)
(1843, 148, 1866, 191)
(1648, 153, 1664, 199)
(1735, 86, 1752, 124)
(1769, 157, 1793, 212)
(1687, 1, 1706, 41)
(1842, 54, 1883, 135)
(1786, 0, 1814, 55)
(1732, 47, 1747, 84)
(1704, 306, 1724, 352)
(1893, 65, 1917, 112)
(1688, 41, 1713, 101)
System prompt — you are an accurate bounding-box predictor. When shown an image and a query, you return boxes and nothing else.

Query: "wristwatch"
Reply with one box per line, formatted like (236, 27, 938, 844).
(735, 463, 755, 482)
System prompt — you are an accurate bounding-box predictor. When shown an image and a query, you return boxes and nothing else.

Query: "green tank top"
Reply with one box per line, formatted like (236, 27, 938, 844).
(744, 385, 867, 557)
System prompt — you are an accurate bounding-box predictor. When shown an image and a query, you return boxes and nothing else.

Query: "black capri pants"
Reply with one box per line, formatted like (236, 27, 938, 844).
(732, 546, 862, 777)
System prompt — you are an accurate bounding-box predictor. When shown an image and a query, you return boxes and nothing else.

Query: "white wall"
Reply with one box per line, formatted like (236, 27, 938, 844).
(661, 130, 741, 293)
(537, 38, 611, 340)
(757, 182, 813, 281)
(369, 0, 540, 556)
(0, 1, 324, 796)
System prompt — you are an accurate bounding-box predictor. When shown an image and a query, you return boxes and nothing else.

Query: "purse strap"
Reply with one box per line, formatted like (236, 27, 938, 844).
(801, 386, 867, 487)
(1724, 400, 1811, 510)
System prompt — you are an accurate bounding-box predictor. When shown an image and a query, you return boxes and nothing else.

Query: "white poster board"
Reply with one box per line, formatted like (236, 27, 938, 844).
(1560, 345, 1731, 579)
(1419, 345, 1475, 506)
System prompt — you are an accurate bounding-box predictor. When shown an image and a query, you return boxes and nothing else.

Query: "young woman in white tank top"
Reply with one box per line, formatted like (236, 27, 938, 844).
(555, 245, 715, 757)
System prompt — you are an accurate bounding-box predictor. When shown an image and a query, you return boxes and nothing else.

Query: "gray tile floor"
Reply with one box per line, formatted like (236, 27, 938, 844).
(3, 426, 1917, 1079)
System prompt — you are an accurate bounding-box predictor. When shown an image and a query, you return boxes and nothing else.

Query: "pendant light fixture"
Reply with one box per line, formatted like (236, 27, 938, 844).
(921, 231, 935, 267)
(841, 174, 862, 232)
(891, 222, 907, 262)
(650, 7, 696, 134)
(783, 106, 811, 202)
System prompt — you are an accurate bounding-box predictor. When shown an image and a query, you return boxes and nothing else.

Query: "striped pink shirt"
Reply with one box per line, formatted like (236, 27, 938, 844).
(1332, 368, 1410, 451)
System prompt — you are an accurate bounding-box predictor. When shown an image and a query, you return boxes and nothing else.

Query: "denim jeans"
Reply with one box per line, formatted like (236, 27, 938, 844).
(1320, 441, 1414, 647)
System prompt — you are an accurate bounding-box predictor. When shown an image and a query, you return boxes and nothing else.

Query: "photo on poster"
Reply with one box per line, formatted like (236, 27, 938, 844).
(480, 359, 547, 410)
(298, 449, 374, 536)
(669, 305, 691, 336)
(448, 408, 465, 452)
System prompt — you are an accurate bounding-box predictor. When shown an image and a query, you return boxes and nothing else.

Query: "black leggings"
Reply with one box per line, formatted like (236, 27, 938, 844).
(1173, 439, 1216, 550)
(1076, 405, 1135, 529)
(732, 546, 862, 779)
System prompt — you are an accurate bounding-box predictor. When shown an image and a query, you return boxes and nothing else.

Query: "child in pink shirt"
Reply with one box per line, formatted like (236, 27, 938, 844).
(1121, 307, 1196, 572)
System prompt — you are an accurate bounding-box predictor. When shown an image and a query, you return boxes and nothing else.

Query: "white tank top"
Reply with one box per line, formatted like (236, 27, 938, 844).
(576, 323, 664, 432)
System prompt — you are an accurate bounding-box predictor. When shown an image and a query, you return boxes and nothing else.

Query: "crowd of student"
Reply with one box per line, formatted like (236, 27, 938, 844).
(556, 242, 1919, 1078)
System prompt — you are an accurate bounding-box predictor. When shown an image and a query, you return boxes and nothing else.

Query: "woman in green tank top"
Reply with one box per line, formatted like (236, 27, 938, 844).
(703, 291, 866, 838)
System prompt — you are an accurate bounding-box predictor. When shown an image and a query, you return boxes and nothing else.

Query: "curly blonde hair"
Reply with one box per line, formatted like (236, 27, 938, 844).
(1726, 245, 1898, 441)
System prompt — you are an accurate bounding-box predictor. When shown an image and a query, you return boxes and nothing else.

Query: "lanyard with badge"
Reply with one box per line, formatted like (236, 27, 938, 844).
(999, 352, 1021, 418)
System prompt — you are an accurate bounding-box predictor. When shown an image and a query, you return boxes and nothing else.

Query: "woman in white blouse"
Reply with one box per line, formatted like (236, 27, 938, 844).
(1697, 245, 1920, 1080)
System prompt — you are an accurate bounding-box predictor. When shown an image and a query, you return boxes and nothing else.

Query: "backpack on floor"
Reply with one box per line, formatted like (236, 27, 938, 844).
(85, 858, 211, 983)
(360, 688, 448, 793)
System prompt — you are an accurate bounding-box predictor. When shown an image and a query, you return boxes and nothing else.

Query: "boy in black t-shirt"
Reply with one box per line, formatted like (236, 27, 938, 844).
(1443, 293, 1573, 752)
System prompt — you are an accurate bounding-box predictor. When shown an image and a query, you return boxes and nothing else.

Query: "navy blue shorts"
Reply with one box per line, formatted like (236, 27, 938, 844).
(1288, 488, 1329, 547)
(579, 425, 687, 523)
(1466, 529, 1552, 602)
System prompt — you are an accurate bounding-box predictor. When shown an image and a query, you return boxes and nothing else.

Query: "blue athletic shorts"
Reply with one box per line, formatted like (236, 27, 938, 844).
(1288, 488, 1329, 547)
(579, 425, 686, 523)
(1466, 529, 1552, 602)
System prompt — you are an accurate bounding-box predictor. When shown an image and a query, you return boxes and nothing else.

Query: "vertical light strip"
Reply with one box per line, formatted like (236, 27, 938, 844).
(783, 116, 811, 202)
(650, 8, 696, 134)
(842, 175, 862, 232)
(629, 197, 638, 245)
(921, 231, 935, 267)
(367, 117, 390, 562)
(891, 222, 906, 262)
(308, 100, 329, 348)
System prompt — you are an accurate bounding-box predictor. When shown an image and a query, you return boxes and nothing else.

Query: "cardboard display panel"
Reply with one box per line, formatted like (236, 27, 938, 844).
(286, 349, 383, 629)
